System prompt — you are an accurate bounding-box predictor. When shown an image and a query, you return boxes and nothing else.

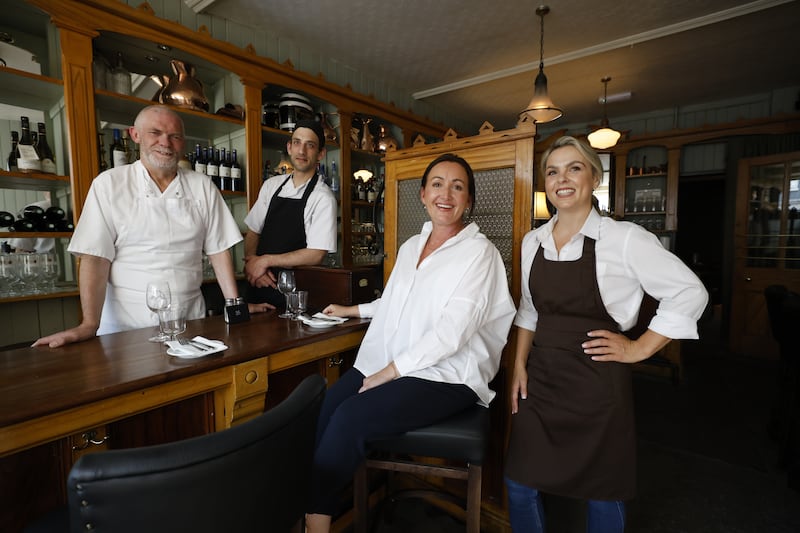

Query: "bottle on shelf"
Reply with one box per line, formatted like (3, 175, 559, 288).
(358, 177, 367, 201)
(16, 116, 42, 173)
(110, 129, 128, 168)
(219, 147, 230, 189)
(6, 131, 19, 172)
(329, 161, 340, 196)
(206, 146, 220, 188)
(230, 149, 242, 191)
(109, 51, 132, 95)
(318, 162, 329, 187)
(36, 123, 57, 174)
(98, 133, 109, 172)
(121, 130, 134, 163)
(262, 160, 271, 182)
(193, 143, 206, 175)
(366, 178, 377, 203)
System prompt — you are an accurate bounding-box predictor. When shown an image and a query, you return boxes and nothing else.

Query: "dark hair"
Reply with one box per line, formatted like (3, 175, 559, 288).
(293, 119, 326, 149)
(420, 153, 476, 210)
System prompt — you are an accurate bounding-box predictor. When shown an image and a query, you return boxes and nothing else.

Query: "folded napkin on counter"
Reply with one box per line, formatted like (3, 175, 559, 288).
(299, 312, 349, 328)
(165, 336, 228, 358)
(311, 312, 348, 323)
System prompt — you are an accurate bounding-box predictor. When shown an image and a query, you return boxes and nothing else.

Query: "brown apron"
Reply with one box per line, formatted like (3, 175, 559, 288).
(505, 237, 636, 500)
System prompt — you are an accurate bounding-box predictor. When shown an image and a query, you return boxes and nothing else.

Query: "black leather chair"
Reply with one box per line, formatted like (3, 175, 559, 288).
(353, 404, 489, 533)
(25, 373, 326, 533)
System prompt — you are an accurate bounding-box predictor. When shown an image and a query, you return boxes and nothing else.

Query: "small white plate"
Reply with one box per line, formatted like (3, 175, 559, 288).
(166, 347, 212, 359)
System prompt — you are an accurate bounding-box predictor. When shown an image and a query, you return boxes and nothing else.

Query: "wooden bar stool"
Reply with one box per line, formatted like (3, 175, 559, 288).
(353, 404, 489, 533)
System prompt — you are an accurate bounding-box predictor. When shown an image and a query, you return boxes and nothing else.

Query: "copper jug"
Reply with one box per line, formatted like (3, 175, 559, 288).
(360, 117, 374, 152)
(158, 60, 209, 112)
(318, 112, 338, 146)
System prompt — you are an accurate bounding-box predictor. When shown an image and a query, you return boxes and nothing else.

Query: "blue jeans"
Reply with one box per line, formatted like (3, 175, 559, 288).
(505, 477, 626, 533)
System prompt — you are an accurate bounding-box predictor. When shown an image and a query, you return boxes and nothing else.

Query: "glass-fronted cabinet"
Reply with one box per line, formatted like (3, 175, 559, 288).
(1, 2, 76, 302)
(614, 145, 677, 250)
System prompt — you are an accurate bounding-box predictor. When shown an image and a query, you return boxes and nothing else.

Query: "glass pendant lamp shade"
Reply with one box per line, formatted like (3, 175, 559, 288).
(520, 5, 562, 124)
(522, 68, 563, 123)
(588, 122, 621, 149)
(588, 76, 621, 149)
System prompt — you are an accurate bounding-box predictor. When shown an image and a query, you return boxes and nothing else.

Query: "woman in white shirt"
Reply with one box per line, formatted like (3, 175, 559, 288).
(504, 136, 708, 533)
(305, 153, 516, 533)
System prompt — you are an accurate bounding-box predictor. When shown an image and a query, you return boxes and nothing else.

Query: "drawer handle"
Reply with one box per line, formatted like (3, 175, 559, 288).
(72, 430, 109, 451)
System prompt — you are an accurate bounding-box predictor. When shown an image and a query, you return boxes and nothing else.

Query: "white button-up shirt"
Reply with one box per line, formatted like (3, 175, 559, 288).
(355, 222, 516, 406)
(514, 209, 708, 339)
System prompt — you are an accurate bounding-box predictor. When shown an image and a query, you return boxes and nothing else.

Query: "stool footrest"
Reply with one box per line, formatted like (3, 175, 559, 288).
(366, 458, 470, 481)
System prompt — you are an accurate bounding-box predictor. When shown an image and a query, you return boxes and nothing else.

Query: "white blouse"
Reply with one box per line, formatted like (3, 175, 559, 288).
(514, 209, 708, 339)
(355, 222, 516, 406)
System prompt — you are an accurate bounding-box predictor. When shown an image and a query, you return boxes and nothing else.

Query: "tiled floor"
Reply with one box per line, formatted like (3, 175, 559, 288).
(367, 317, 800, 532)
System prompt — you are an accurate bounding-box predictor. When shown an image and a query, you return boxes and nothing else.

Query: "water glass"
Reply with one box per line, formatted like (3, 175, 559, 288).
(0, 253, 21, 297)
(146, 280, 172, 342)
(39, 252, 60, 292)
(18, 253, 42, 295)
(277, 270, 296, 319)
(290, 290, 308, 320)
(158, 304, 187, 341)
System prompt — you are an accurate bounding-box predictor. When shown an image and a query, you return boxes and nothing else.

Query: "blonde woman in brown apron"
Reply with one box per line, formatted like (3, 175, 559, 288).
(504, 136, 708, 533)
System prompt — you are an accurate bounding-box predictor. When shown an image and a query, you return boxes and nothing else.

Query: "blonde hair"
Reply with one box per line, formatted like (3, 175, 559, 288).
(540, 136, 603, 186)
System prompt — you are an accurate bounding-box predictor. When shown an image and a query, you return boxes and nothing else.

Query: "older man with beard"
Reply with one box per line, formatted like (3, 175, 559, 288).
(34, 105, 269, 348)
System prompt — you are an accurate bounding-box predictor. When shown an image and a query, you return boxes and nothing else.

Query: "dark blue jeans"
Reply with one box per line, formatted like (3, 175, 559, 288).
(505, 476, 626, 533)
(308, 368, 478, 515)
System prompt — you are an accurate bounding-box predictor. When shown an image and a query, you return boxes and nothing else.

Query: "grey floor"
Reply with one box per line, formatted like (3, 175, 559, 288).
(364, 314, 800, 532)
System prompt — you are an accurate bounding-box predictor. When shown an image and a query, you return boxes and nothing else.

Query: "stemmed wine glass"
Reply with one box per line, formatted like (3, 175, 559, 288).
(146, 280, 171, 342)
(277, 270, 296, 319)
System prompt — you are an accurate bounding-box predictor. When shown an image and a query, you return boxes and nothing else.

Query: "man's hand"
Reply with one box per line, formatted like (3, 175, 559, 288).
(32, 323, 98, 348)
(248, 302, 275, 314)
(243, 255, 277, 288)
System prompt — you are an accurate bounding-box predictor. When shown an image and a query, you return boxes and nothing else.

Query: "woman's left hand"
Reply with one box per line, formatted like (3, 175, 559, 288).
(359, 363, 399, 393)
(582, 329, 671, 364)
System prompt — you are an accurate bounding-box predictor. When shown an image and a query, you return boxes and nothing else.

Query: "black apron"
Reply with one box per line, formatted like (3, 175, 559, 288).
(505, 237, 636, 501)
(247, 174, 319, 307)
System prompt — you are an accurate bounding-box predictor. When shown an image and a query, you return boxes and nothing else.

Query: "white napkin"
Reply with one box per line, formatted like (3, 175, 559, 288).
(311, 312, 348, 324)
(299, 312, 349, 328)
(165, 336, 228, 358)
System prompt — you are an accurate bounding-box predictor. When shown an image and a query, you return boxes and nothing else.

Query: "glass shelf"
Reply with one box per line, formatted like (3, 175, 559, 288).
(0, 170, 70, 190)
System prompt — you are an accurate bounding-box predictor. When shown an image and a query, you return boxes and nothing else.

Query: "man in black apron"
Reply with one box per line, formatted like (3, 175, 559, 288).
(243, 119, 337, 309)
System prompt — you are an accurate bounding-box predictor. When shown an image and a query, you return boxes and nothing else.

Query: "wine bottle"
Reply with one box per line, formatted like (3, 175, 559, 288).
(16, 116, 42, 173)
(121, 130, 134, 163)
(358, 178, 367, 201)
(98, 133, 109, 172)
(206, 146, 220, 188)
(110, 129, 128, 167)
(219, 147, 230, 190)
(110, 51, 132, 95)
(36, 123, 57, 174)
(6, 131, 19, 172)
(193, 143, 206, 174)
(367, 178, 377, 203)
(230, 149, 242, 191)
(329, 161, 340, 195)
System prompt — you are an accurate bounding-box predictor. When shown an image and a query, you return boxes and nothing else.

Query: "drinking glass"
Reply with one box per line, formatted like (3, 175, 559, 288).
(18, 253, 41, 295)
(291, 290, 308, 320)
(277, 270, 296, 319)
(40, 252, 60, 293)
(145, 280, 171, 342)
(158, 304, 186, 341)
(0, 253, 21, 297)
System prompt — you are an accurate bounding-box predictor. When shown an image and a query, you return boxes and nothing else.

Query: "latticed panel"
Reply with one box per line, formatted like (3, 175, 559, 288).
(395, 167, 516, 284)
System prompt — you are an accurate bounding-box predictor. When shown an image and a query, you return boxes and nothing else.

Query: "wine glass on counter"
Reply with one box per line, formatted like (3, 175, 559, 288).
(145, 280, 171, 342)
(277, 270, 296, 319)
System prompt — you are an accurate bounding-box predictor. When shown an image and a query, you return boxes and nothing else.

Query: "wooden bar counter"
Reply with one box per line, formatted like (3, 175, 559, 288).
(0, 313, 368, 530)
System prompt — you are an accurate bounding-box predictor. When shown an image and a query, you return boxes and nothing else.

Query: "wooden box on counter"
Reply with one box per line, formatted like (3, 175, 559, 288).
(294, 265, 383, 312)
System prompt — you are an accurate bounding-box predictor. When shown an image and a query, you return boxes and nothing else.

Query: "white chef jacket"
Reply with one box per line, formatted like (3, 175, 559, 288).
(514, 209, 708, 339)
(68, 161, 243, 335)
(243, 173, 337, 252)
(355, 221, 516, 406)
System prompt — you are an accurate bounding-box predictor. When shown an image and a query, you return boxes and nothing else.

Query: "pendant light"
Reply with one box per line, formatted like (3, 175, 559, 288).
(587, 76, 622, 150)
(520, 5, 562, 124)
